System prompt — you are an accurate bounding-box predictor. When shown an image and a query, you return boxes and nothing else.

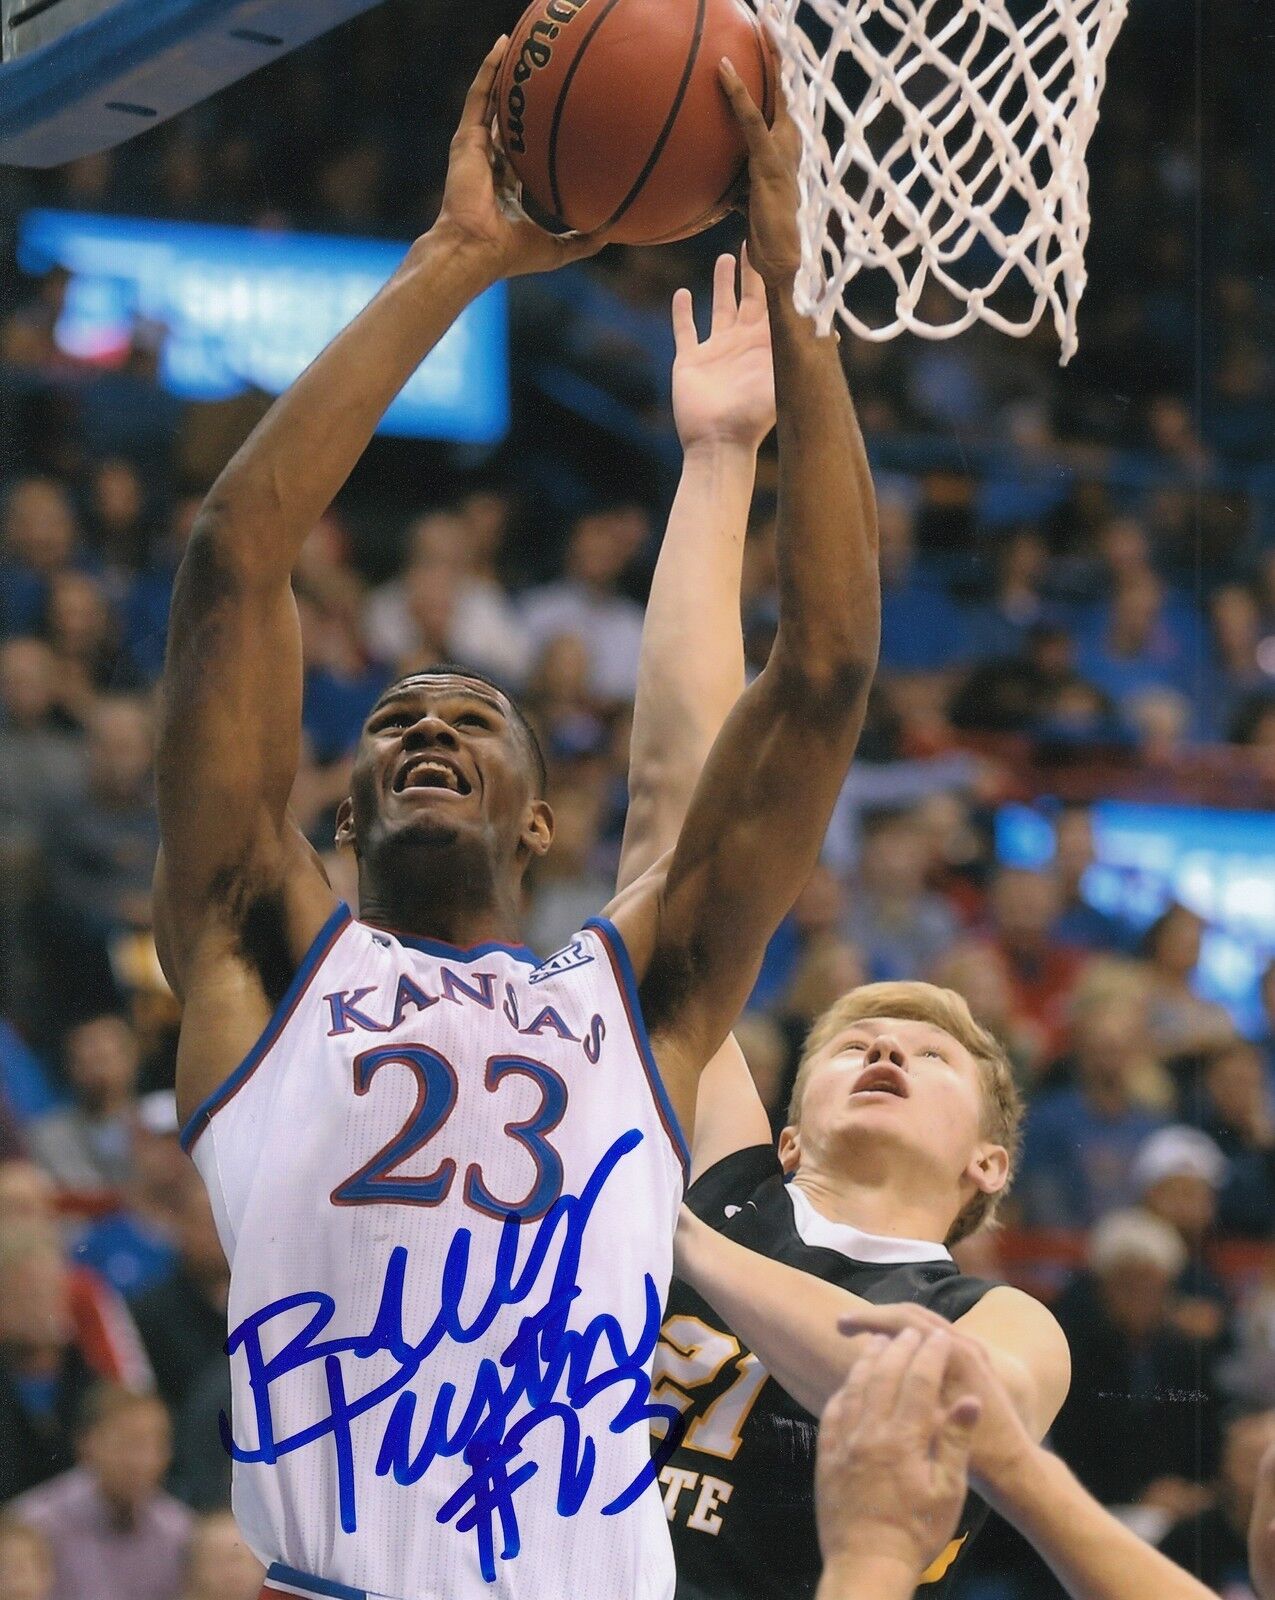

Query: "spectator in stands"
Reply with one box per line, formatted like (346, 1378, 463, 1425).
(0, 1024, 61, 1134)
(1159, 1410, 1275, 1595)
(7, 1386, 191, 1600)
(296, 585, 391, 764)
(1127, 685, 1193, 767)
(520, 507, 647, 705)
(0, 269, 76, 377)
(747, 862, 846, 1016)
(121, 496, 200, 684)
(524, 785, 612, 957)
(0, 1516, 54, 1600)
(0, 1160, 151, 1394)
(874, 482, 971, 675)
(27, 1015, 138, 1195)
(1230, 691, 1275, 759)
(930, 941, 1040, 1082)
(0, 639, 85, 843)
(0, 1223, 100, 1500)
(1142, 904, 1236, 1059)
(0, 1160, 56, 1229)
(1016, 993, 1166, 1225)
(363, 511, 461, 663)
(72, 1091, 185, 1298)
(38, 696, 159, 1011)
(42, 572, 145, 727)
(452, 490, 533, 685)
(395, 557, 461, 679)
(178, 1510, 262, 1600)
(127, 1173, 228, 1416)
(1051, 801, 1137, 953)
(1186, 1039, 1275, 1239)
(1091, 514, 1158, 593)
(1051, 1210, 1220, 1533)
(0, 480, 79, 638)
(84, 459, 154, 579)
(842, 806, 960, 982)
(1132, 1125, 1233, 1352)
(522, 633, 607, 759)
(777, 938, 866, 1091)
(985, 865, 1088, 1064)
(1076, 570, 1195, 718)
(166, 1360, 232, 1516)
(966, 525, 1059, 658)
(1207, 582, 1275, 737)
(1222, 1276, 1275, 1412)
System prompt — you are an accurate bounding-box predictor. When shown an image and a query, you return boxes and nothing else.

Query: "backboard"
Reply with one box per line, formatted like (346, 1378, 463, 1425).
(0, 0, 388, 167)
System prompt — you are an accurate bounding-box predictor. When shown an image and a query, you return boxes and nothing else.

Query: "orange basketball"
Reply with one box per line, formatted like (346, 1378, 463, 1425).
(495, 0, 776, 247)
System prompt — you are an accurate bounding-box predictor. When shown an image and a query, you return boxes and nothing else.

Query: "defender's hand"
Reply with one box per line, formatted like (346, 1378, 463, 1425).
(718, 58, 802, 292)
(816, 1328, 981, 1590)
(433, 38, 606, 282)
(672, 249, 777, 452)
(837, 1302, 1036, 1497)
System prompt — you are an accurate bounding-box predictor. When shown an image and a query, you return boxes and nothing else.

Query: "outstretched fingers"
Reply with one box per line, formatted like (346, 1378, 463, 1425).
(711, 252, 739, 335)
(719, 57, 772, 154)
(739, 244, 767, 317)
(462, 35, 510, 131)
(672, 286, 698, 353)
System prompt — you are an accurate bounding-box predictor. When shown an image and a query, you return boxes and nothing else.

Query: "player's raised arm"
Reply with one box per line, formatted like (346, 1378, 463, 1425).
(674, 1210, 1069, 1443)
(156, 39, 602, 1109)
(608, 67, 879, 1127)
(614, 246, 777, 1176)
(616, 248, 772, 888)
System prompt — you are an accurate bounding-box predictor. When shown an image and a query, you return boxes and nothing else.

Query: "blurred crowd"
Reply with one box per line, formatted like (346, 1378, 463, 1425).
(1, 1, 1274, 1598)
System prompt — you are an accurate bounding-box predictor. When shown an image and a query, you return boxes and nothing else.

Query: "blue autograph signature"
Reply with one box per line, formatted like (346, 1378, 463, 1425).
(221, 1128, 684, 1581)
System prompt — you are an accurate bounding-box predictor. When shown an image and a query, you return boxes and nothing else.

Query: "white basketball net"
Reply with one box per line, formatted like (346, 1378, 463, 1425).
(764, 0, 1129, 362)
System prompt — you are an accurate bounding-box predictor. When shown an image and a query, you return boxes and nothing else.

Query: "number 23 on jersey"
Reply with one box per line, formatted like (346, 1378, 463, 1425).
(331, 1044, 569, 1221)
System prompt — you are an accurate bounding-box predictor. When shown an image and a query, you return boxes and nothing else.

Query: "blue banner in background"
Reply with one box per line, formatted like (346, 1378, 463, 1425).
(997, 798, 1275, 1034)
(17, 210, 509, 444)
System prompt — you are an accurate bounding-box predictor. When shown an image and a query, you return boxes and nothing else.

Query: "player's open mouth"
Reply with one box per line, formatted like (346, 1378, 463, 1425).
(849, 1064, 909, 1099)
(394, 757, 472, 796)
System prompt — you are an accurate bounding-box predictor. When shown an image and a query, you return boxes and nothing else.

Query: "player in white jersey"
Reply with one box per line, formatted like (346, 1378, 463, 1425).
(154, 42, 879, 1600)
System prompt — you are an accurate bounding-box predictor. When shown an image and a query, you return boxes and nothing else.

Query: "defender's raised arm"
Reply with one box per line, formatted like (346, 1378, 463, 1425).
(609, 66, 879, 1130)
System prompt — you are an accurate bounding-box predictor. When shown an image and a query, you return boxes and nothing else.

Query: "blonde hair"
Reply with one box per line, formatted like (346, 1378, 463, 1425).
(789, 981, 1023, 1245)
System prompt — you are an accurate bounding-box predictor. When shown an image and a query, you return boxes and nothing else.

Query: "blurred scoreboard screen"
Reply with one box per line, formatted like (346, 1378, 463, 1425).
(997, 798, 1275, 1034)
(18, 209, 510, 443)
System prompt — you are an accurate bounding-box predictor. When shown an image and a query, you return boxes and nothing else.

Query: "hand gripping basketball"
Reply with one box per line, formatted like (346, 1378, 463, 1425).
(718, 58, 802, 293)
(435, 37, 607, 281)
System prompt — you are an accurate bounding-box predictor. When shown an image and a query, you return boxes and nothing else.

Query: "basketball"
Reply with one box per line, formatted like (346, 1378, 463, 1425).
(495, 0, 776, 246)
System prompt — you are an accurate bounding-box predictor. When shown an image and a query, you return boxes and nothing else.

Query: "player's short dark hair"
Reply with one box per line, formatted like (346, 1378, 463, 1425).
(373, 664, 548, 796)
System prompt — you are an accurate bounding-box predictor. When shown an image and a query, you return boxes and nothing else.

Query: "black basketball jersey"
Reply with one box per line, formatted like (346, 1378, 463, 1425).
(655, 1144, 995, 1600)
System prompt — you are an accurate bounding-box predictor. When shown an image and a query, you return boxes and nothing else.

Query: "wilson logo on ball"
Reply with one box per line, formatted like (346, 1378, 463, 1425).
(504, 0, 590, 155)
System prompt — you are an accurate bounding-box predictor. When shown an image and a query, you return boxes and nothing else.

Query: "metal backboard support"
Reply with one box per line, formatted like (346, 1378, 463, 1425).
(0, 0, 389, 167)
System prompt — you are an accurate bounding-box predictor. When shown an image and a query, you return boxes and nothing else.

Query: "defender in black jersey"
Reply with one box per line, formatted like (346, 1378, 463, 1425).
(655, 1141, 994, 1600)
(600, 192, 1069, 1600)
(648, 989, 1072, 1600)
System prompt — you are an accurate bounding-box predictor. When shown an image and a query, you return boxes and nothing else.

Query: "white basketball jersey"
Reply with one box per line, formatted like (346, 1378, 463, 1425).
(184, 904, 686, 1600)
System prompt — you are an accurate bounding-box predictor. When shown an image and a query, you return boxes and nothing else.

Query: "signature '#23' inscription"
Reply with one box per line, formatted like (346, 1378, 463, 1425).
(222, 1130, 684, 1581)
